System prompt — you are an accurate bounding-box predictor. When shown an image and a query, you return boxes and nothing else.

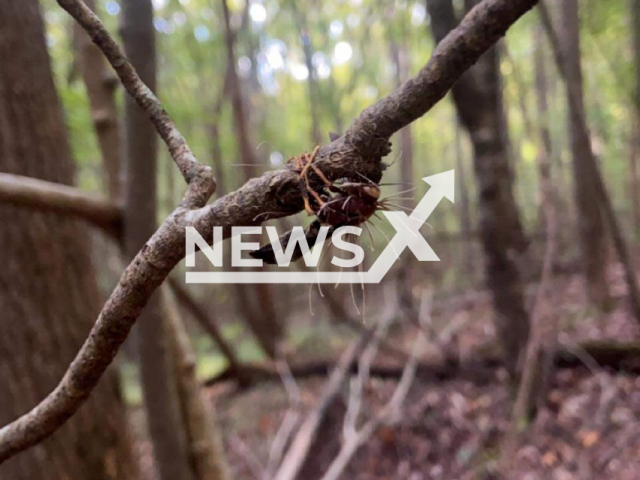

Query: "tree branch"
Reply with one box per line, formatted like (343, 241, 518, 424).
(0, 0, 538, 462)
(0, 173, 122, 236)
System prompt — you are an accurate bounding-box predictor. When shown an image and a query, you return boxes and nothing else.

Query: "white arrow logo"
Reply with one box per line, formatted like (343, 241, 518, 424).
(186, 170, 455, 284)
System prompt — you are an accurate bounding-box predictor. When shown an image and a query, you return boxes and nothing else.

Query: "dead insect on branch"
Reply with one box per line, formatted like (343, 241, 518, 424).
(251, 147, 396, 265)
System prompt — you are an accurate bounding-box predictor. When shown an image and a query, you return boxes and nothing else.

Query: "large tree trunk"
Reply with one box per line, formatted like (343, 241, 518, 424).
(221, 0, 282, 358)
(426, 0, 529, 377)
(559, 0, 611, 308)
(120, 1, 195, 479)
(0, 1, 138, 478)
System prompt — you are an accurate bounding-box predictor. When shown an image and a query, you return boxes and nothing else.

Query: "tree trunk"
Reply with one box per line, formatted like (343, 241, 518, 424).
(72, 0, 121, 200)
(0, 1, 138, 478)
(164, 287, 230, 480)
(533, 24, 554, 228)
(390, 40, 418, 322)
(221, 0, 282, 358)
(454, 120, 473, 251)
(426, 0, 529, 377)
(540, 2, 640, 321)
(168, 277, 245, 383)
(559, 0, 611, 308)
(120, 1, 195, 479)
(289, 0, 323, 145)
(631, 0, 640, 236)
(509, 21, 560, 425)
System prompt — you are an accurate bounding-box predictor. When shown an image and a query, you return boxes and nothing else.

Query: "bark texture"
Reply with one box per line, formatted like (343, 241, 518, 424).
(0, 1, 138, 478)
(120, 1, 195, 479)
(426, 0, 529, 376)
(454, 120, 473, 258)
(559, 0, 611, 308)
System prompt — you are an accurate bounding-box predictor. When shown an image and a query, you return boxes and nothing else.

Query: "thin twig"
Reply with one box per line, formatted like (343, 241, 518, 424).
(229, 435, 264, 480)
(319, 329, 428, 480)
(272, 333, 372, 480)
(264, 355, 303, 480)
(344, 293, 395, 438)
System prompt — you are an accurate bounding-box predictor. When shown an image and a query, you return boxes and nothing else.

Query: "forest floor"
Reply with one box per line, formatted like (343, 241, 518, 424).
(134, 262, 640, 480)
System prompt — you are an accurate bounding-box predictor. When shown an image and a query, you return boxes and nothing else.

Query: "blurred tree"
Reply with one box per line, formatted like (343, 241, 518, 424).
(533, 23, 554, 229)
(120, 0, 195, 479)
(389, 38, 418, 322)
(541, 2, 640, 321)
(164, 287, 231, 480)
(559, 0, 611, 309)
(289, 0, 323, 145)
(0, 0, 138, 478)
(631, 0, 640, 235)
(221, 0, 282, 358)
(454, 120, 474, 270)
(426, 0, 530, 378)
(72, 0, 121, 200)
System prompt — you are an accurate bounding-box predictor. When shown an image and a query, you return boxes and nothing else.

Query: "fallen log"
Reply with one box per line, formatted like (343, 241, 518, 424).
(203, 340, 640, 388)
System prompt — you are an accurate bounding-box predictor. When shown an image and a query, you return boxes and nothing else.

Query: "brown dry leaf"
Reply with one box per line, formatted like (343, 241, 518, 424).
(577, 429, 600, 448)
(377, 425, 396, 445)
(469, 394, 492, 411)
(547, 389, 564, 406)
(542, 450, 558, 467)
(258, 413, 272, 436)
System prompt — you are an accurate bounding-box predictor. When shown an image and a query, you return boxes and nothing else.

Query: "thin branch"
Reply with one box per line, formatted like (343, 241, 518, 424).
(264, 355, 303, 480)
(0, 0, 539, 463)
(319, 329, 428, 480)
(272, 334, 372, 480)
(56, 0, 215, 207)
(229, 435, 264, 480)
(343, 289, 395, 438)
